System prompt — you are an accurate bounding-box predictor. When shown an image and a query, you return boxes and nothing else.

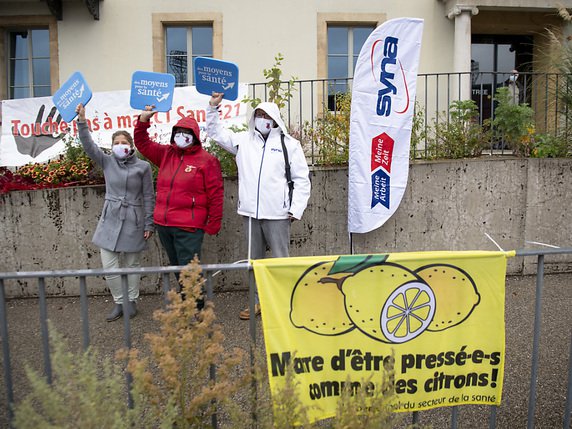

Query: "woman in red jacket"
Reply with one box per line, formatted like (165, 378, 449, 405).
(134, 106, 223, 307)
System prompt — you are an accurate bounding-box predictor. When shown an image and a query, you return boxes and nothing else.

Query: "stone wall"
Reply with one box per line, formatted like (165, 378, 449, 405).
(1, 158, 570, 297)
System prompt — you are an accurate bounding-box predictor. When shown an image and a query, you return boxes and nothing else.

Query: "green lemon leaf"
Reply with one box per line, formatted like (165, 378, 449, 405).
(328, 254, 388, 275)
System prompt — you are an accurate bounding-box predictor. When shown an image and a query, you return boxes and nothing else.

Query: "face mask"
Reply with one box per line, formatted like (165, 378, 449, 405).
(174, 132, 194, 148)
(255, 118, 274, 136)
(509, 75, 518, 82)
(112, 144, 131, 159)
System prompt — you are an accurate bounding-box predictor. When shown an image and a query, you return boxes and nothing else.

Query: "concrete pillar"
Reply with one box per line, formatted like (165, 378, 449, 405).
(447, 5, 479, 101)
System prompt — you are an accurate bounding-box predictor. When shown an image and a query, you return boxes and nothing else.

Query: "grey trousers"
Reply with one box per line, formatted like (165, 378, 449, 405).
(243, 216, 291, 303)
(100, 248, 141, 304)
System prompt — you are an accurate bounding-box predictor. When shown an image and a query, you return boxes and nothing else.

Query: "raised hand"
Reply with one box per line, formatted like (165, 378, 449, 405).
(209, 92, 224, 107)
(139, 105, 157, 123)
(76, 103, 86, 122)
(14, 105, 65, 158)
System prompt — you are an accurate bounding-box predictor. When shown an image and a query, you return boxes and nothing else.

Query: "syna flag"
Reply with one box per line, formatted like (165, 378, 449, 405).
(348, 18, 424, 233)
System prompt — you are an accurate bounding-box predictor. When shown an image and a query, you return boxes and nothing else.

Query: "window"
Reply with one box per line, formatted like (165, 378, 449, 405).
(327, 26, 374, 97)
(317, 14, 385, 111)
(1, 16, 58, 100)
(166, 25, 213, 87)
(8, 28, 51, 99)
(152, 14, 222, 85)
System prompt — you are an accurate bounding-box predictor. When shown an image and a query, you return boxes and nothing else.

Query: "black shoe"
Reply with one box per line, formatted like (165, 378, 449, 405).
(129, 301, 137, 319)
(106, 304, 123, 322)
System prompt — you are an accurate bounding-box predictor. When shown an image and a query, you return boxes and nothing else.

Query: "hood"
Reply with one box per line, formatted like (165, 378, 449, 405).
(249, 102, 288, 137)
(170, 115, 202, 146)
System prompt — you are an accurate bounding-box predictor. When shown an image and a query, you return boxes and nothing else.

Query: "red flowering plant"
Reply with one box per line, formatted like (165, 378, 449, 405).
(0, 135, 104, 194)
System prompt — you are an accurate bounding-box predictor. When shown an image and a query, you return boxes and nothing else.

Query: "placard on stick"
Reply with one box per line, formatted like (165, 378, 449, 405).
(52, 71, 92, 123)
(130, 71, 176, 112)
(194, 57, 239, 101)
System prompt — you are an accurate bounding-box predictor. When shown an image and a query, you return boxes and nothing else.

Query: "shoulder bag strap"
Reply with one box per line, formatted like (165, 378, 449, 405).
(280, 132, 294, 207)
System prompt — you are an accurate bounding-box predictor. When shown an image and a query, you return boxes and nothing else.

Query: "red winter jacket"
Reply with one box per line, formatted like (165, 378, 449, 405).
(134, 116, 223, 235)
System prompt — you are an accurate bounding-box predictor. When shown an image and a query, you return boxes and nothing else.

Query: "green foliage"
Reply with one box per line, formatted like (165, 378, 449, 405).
(205, 142, 238, 177)
(539, 10, 572, 157)
(135, 150, 159, 180)
(242, 53, 298, 110)
(62, 134, 89, 164)
(410, 102, 428, 159)
(531, 132, 571, 158)
(491, 87, 535, 156)
(13, 325, 136, 429)
(204, 124, 247, 177)
(303, 92, 351, 165)
(549, 10, 572, 110)
(425, 99, 490, 159)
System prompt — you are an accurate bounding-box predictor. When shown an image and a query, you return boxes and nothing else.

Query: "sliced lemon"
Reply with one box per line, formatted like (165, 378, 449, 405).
(381, 281, 435, 343)
(342, 263, 435, 343)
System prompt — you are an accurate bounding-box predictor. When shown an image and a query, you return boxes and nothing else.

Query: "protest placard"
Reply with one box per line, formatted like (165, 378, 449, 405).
(194, 57, 239, 101)
(52, 71, 92, 123)
(130, 71, 176, 112)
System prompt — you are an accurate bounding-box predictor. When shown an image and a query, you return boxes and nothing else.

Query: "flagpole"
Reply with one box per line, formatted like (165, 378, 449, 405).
(248, 216, 252, 261)
(349, 232, 354, 255)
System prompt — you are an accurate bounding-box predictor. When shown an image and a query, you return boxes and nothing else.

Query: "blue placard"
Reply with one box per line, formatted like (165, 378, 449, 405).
(130, 71, 176, 112)
(52, 72, 92, 123)
(194, 57, 239, 101)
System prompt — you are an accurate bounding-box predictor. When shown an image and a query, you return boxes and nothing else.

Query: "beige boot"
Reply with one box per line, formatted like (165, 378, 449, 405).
(239, 304, 261, 320)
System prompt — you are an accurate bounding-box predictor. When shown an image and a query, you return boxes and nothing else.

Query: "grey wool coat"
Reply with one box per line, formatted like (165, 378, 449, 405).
(78, 122, 155, 253)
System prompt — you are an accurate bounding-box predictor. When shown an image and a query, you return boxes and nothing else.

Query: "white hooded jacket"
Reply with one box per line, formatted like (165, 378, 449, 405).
(206, 102, 311, 220)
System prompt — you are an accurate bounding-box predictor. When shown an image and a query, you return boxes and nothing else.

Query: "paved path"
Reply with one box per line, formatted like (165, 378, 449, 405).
(1, 273, 571, 428)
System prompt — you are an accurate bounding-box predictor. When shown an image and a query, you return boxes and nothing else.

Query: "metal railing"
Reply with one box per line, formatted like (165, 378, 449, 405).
(0, 262, 250, 428)
(1, 249, 571, 428)
(248, 72, 572, 164)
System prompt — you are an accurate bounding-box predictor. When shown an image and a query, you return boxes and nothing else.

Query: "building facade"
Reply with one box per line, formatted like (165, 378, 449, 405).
(1, 0, 571, 102)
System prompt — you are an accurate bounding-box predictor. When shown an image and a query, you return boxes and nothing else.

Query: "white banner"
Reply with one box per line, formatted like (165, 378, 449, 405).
(348, 18, 424, 234)
(0, 84, 249, 167)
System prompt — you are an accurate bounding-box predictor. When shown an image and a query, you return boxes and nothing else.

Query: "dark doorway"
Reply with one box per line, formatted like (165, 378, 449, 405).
(471, 35, 533, 121)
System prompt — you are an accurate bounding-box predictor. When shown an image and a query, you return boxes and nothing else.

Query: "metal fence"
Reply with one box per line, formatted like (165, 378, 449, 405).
(248, 72, 572, 164)
(0, 248, 571, 428)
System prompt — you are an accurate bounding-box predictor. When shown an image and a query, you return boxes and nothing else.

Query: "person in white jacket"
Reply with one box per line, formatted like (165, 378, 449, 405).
(207, 92, 311, 319)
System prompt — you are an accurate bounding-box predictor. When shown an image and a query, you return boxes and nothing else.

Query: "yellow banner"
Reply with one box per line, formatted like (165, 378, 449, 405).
(252, 250, 513, 422)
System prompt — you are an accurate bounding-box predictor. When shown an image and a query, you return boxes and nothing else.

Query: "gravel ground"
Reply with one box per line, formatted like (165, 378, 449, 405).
(0, 273, 571, 428)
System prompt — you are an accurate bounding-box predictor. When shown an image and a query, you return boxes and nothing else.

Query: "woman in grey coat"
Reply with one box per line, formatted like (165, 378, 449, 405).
(76, 104, 155, 322)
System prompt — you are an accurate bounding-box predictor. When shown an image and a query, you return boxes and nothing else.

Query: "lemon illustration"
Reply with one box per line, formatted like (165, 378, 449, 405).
(415, 264, 480, 332)
(290, 261, 355, 335)
(341, 263, 436, 343)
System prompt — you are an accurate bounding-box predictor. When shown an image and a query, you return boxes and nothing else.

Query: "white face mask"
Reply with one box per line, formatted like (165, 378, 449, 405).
(509, 75, 518, 82)
(112, 144, 131, 159)
(255, 117, 274, 136)
(174, 132, 194, 148)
